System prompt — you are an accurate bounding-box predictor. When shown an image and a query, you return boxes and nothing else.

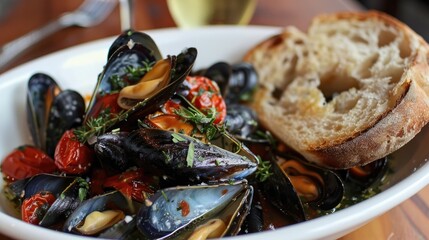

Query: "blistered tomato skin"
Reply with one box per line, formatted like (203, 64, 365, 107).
(103, 168, 156, 202)
(54, 130, 94, 174)
(21, 191, 56, 225)
(186, 76, 227, 124)
(1, 145, 57, 182)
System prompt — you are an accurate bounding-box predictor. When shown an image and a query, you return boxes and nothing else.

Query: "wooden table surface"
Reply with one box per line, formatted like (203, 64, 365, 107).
(1, 0, 429, 239)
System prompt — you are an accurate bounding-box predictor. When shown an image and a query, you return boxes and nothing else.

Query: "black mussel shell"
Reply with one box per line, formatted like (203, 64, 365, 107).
(85, 43, 158, 121)
(39, 177, 89, 227)
(26, 73, 61, 151)
(124, 128, 257, 183)
(201, 62, 258, 104)
(112, 47, 198, 131)
(259, 157, 306, 223)
(203, 61, 231, 97)
(275, 154, 344, 211)
(27, 73, 85, 157)
(228, 62, 258, 102)
(45, 90, 85, 157)
(7, 174, 75, 199)
(338, 157, 388, 194)
(225, 104, 258, 138)
(63, 191, 135, 234)
(94, 132, 131, 172)
(107, 29, 162, 61)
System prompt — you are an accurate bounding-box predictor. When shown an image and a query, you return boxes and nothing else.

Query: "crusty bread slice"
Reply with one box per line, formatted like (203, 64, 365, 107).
(244, 11, 429, 169)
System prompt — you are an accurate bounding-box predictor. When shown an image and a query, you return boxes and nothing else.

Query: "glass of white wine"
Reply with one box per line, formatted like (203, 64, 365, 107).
(167, 0, 257, 28)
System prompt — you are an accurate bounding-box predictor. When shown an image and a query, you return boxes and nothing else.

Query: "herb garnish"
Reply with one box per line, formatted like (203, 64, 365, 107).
(74, 100, 148, 143)
(161, 190, 169, 201)
(255, 158, 273, 182)
(171, 133, 186, 143)
(174, 105, 219, 140)
(186, 141, 195, 167)
(78, 178, 90, 202)
(108, 61, 154, 92)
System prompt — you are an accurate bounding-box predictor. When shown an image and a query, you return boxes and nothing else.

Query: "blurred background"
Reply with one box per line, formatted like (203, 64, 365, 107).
(0, 0, 428, 74)
(357, 0, 429, 40)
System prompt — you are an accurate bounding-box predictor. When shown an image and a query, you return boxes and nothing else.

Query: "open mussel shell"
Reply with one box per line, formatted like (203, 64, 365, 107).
(112, 47, 198, 131)
(84, 48, 197, 138)
(99, 215, 141, 239)
(63, 191, 135, 234)
(259, 157, 306, 223)
(225, 104, 258, 139)
(337, 157, 388, 194)
(136, 181, 252, 239)
(275, 154, 344, 211)
(107, 29, 162, 61)
(85, 43, 160, 120)
(27, 73, 85, 157)
(228, 62, 258, 102)
(39, 177, 89, 227)
(202, 61, 231, 97)
(26, 73, 61, 151)
(201, 62, 258, 104)
(124, 128, 257, 183)
(4, 174, 76, 201)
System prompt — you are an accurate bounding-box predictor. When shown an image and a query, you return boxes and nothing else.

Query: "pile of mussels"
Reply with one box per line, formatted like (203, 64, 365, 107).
(1, 30, 389, 239)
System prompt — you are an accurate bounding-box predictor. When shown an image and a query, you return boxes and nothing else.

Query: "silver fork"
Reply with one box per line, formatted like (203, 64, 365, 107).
(0, 0, 117, 71)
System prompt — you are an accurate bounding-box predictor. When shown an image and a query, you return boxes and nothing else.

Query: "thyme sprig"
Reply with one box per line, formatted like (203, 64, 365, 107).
(108, 60, 154, 92)
(255, 157, 273, 182)
(173, 95, 222, 141)
(74, 100, 149, 143)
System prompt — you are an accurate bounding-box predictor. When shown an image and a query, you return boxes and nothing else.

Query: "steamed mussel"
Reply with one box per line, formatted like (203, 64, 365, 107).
(0, 28, 391, 240)
(27, 73, 85, 157)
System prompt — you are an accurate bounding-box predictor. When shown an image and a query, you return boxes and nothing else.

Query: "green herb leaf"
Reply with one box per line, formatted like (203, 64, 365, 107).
(255, 158, 273, 182)
(186, 141, 195, 167)
(171, 133, 186, 143)
(161, 190, 169, 201)
(162, 150, 172, 162)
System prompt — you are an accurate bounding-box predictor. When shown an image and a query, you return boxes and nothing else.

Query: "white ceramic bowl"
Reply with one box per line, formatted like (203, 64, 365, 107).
(1, 26, 429, 240)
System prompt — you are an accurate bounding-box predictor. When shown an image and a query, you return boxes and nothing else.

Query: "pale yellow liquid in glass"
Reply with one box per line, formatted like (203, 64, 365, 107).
(167, 0, 257, 28)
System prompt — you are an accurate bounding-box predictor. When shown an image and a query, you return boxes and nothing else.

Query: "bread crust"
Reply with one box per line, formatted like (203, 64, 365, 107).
(245, 11, 429, 169)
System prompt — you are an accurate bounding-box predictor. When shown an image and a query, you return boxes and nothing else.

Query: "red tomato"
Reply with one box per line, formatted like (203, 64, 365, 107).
(161, 99, 182, 115)
(86, 93, 122, 120)
(1, 145, 57, 182)
(21, 191, 56, 225)
(185, 76, 226, 124)
(103, 168, 157, 202)
(54, 130, 94, 174)
(89, 168, 108, 196)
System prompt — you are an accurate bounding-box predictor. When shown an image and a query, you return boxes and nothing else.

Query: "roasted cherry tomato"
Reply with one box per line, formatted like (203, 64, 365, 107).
(162, 99, 182, 115)
(21, 191, 56, 225)
(89, 168, 108, 196)
(54, 130, 94, 174)
(1, 145, 57, 182)
(103, 168, 157, 202)
(86, 93, 122, 120)
(185, 76, 226, 124)
(145, 114, 195, 135)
